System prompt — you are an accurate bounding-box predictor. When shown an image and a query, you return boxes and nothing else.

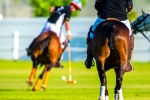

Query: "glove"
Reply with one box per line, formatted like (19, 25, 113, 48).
(126, 1, 133, 13)
(127, 6, 132, 13)
(67, 35, 71, 41)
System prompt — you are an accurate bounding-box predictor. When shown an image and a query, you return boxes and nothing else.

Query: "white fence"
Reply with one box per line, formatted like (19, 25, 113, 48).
(0, 18, 150, 61)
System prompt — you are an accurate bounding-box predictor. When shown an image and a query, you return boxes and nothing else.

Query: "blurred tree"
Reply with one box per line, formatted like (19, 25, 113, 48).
(127, 11, 138, 23)
(29, 0, 87, 17)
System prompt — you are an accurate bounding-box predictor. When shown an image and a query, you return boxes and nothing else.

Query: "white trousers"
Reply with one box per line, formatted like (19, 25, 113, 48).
(90, 17, 132, 38)
(40, 22, 66, 48)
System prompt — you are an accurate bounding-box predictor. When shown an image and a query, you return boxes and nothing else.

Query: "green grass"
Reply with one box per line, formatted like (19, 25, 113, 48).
(0, 60, 150, 100)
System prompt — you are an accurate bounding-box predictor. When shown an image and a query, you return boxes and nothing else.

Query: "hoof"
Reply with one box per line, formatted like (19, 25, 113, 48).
(26, 78, 33, 86)
(98, 97, 105, 100)
(41, 85, 46, 91)
(32, 88, 38, 91)
(32, 85, 39, 91)
(114, 94, 124, 100)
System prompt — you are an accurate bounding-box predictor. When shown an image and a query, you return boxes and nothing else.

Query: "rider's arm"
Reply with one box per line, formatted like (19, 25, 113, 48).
(94, 0, 101, 11)
(94, 0, 102, 16)
(65, 20, 71, 41)
(64, 7, 72, 41)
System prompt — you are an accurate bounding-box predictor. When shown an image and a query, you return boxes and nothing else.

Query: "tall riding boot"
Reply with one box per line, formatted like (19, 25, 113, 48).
(26, 38, 37, 56)
(85, 43, 94, 69)
(126, 34, 134, 72)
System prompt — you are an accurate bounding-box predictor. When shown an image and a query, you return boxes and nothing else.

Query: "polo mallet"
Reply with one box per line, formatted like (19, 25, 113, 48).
(66, 40, 76, 83)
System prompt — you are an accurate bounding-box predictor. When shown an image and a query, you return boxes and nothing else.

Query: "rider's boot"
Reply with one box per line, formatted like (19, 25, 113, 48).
(26, 38, 37, 56)
(125, 34, 134, 72)
(85, 42, 94, 69)
(85, 26, 95, 69)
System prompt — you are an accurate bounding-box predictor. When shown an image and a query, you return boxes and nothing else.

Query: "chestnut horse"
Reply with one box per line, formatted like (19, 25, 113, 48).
(91, 20, 131, 100)
(26, 31, 62, 91)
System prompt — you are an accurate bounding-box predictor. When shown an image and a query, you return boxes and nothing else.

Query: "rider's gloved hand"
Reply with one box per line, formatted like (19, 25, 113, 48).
(127, 6, 132, 13)
(67, 35, 71, 41)
(126, 1, 133, 13)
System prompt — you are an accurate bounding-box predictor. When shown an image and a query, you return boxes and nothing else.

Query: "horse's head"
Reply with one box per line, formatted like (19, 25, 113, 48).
(131, 10, 150, 34)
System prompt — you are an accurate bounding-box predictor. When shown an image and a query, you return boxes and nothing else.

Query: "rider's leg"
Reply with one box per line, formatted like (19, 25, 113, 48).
(121, 19, 134, 72)
(85, 17, 105, 69)
(85, 26, 94, 69)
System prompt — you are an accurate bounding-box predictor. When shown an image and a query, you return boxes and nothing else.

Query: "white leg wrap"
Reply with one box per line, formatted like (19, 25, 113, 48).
(100, 86, 105, 100)
(105, 95, 109, 100)
(114, 88, 124, 100)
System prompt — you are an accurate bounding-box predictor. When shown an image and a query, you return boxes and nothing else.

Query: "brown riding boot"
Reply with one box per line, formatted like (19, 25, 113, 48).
(125, 34, 134, 72)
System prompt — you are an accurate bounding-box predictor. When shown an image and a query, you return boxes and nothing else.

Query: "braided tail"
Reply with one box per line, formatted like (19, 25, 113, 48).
(38, 36, 51, 50)
(104, 22, 114, 50)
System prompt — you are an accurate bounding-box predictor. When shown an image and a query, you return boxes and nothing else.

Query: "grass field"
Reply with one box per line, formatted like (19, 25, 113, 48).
(0, 60, 150, 100)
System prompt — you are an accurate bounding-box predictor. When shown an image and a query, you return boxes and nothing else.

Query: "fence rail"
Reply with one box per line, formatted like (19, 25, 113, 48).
(0, 18, 150, 61)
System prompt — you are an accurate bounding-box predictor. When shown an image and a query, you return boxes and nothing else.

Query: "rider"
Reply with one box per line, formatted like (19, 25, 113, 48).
(85, 0, 134, 72)
(26, 0, 82, 67)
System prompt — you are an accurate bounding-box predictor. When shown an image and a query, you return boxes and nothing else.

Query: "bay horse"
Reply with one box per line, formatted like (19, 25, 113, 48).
(26, 31, 62, 91)
(91, 19, 131, 100)
(91, 10, 150, 100)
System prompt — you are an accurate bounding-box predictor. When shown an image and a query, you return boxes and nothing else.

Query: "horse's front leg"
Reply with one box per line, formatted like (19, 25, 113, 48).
(96, 61, 108, 100)
(40, 64, 52, 91)
(26, 60, 38, 86)
(114, 66, 125, 100)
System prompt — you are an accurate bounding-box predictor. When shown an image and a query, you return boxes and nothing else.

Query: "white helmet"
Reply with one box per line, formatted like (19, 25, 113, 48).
(71, 0, 82, 10)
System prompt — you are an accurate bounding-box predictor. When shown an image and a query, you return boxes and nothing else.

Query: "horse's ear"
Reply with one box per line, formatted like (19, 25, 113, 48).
(142, 9, 146, 15)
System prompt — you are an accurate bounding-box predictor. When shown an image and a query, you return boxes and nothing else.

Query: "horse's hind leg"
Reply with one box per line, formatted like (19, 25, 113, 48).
(96, 60, 108, 100)
(32, 64, 49, 91)
(114, 68, 124, 100)
(26, 60, 38, 86)
(41, 64, 52, 91)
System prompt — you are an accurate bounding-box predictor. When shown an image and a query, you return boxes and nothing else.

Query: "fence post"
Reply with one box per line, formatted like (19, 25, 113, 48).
(13, 31, 19, 60)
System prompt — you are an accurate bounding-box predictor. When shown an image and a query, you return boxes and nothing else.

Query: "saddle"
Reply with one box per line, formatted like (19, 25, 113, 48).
(106, 18, 120, 21)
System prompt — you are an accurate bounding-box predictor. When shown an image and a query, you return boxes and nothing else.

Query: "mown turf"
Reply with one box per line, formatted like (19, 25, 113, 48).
(0, 60, 150, 100)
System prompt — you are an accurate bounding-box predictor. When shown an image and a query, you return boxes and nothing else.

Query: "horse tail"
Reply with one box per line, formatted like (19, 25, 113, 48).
(104, 22, 114, 50)
(38, 36, 50, 50)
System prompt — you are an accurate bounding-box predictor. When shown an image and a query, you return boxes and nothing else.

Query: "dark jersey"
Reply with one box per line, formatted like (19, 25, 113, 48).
(95, 0, 133, 20)
(48, 5, 72, 28)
